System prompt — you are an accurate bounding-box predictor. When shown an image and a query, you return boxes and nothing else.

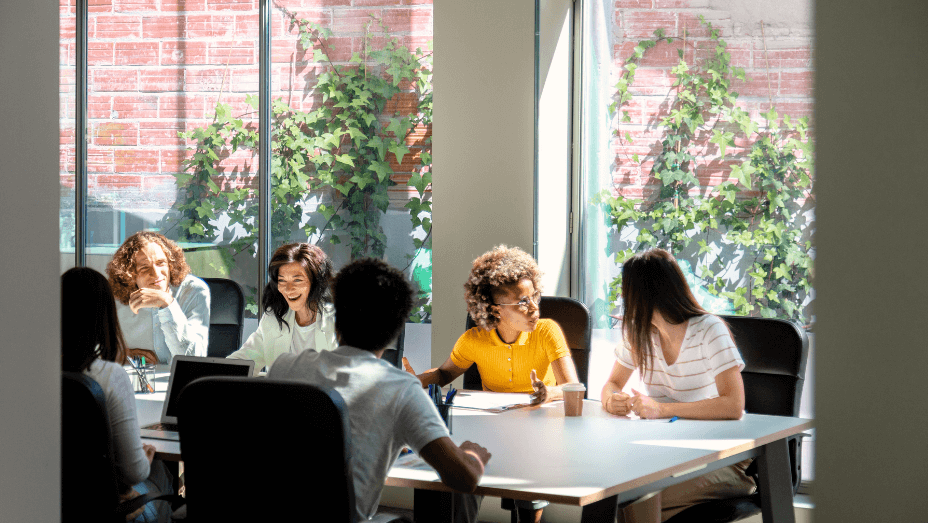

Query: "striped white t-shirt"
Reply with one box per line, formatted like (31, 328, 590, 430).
(615, 314, 744, 403)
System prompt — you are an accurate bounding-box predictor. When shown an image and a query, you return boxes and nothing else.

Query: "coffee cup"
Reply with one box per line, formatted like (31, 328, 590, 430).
(562, 383, 586, 416)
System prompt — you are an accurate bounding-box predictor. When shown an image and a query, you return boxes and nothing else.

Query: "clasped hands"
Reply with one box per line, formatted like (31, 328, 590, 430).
(603, 389, 663, 419)
(129, 287, 173, 314)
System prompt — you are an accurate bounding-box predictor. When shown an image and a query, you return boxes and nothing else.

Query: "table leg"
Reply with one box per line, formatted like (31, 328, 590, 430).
(580, 494, 619, 523)
(414, 489, 454, 522)
(756, 438, 795, 523)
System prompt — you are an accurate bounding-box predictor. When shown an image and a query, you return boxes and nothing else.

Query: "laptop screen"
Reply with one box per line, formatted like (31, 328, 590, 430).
(163, 357, 253, 419)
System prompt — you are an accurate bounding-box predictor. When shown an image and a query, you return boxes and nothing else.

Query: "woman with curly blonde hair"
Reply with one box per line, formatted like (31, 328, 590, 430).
(407, 245, 579, 402)
(404, 245, 580, 523)
(107, 231, 210, 364)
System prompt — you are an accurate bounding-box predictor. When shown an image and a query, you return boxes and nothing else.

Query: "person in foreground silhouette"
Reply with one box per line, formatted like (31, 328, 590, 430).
(268, 258, 491, 522)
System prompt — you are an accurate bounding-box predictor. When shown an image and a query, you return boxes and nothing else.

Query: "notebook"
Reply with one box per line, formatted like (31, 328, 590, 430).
(140, 355, 255, 441)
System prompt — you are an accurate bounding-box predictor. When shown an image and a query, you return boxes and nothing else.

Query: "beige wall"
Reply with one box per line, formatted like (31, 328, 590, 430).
(814, 0, 928, 521)
(0, 0, 61, 520)
(432, 0, 537, 369)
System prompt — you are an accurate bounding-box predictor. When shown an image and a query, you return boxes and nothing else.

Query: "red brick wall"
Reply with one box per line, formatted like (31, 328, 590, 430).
(609, 1, 814, 200)
(59, 0, 433, 212)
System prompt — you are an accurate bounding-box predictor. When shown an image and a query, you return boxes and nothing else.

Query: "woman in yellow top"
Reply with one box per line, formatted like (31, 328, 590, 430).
(408, 244, 579, 404)
(406, 245, 580, 522)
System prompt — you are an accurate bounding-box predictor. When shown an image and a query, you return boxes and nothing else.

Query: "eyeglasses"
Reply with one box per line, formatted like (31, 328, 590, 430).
(496, 291, 541, 312)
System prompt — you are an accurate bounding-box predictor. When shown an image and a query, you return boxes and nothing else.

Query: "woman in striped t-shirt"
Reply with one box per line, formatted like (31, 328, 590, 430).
(601, 248, 755, 522)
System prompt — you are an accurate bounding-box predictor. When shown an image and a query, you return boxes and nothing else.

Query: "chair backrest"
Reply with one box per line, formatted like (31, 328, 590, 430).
(177, 376, 356, 522)
(381, 325, 405, 369)
(463, 296, 592, 395)
(720, 315, 810, 417)
(202, 277, 245, 358)
(62, 372, 120, 523)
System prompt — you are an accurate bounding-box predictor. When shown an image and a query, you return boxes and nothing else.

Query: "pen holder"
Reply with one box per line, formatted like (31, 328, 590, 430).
(133, 363, 156, 394)
(436, 403, 453, 434)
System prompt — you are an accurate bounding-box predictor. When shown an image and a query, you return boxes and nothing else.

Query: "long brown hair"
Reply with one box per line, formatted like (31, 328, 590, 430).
(62, 267, 128, 372)
(621, 249, 708, 378)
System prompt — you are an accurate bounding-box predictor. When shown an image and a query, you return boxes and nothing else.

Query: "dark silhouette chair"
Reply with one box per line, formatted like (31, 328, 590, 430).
(463, 296, 592, 522)
(463, 296, 592, 395)
(202, 277, 245, 358)
(381, 325, 406, 369)
(664, 315, 810, 523)
(62, 372, 183, 523)
(176, 376, 408, 522)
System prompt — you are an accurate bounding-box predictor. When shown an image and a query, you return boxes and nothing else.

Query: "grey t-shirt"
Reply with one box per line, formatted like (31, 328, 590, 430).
(268, 346, 449, 521)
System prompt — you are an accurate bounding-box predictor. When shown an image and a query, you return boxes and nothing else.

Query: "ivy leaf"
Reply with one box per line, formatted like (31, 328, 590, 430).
(370, 160, 393, 183)
(388, 143, 411, 166)
(335, 154, 355, 167)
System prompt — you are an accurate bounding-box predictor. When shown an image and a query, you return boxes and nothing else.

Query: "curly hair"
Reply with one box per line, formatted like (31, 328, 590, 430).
(332, 258, 413, 352)
(263, 243, 334, 332)
(106, 231, 191, 305)
(464, 245, 543, 331)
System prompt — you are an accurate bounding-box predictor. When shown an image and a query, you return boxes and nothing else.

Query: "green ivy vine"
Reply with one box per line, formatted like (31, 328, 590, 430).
(595, 17, 814, 324)
(170, 13, 432, 321)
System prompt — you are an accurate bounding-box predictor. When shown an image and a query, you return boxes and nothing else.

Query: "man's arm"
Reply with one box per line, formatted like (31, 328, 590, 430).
(417, 437, 491, 493)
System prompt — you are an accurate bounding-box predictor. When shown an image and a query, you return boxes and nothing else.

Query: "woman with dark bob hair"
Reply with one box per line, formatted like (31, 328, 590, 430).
(62, 267, 174, 522)
(107, 231, 210, 364)
(601, 248, 754, 523)
(227, 242, 337, 375)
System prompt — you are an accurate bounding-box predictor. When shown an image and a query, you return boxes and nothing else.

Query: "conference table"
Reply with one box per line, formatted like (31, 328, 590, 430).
(136, 384, 811, 523)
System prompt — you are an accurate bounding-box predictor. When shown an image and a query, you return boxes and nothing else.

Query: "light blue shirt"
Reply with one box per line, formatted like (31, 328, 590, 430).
(116, 274, 210, 363)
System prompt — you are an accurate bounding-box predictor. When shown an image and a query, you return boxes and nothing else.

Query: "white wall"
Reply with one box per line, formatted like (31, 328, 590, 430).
(0, 1, 61, 521)
(814, 0, 928, 521)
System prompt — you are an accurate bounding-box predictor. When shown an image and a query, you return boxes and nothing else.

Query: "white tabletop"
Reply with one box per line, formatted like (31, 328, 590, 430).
(387, 394, 813, 507)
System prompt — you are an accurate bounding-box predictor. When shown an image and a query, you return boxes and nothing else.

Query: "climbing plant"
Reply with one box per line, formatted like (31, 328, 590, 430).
(170, 13, 433, 320)
(595, 18, 814, 324)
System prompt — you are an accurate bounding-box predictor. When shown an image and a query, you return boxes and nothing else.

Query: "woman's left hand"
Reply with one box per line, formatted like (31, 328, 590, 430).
(631, 389, 663, 419)
(529, 369, 548, 405)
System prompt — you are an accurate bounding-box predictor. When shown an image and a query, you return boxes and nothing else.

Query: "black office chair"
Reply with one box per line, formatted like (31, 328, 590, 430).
(664, 315, 810, 523)
(202, 277, 245, 358)
(176, 376, 409, 522)
(381, 325, 406, 369)
(463, 296, 592, 395)
(62, 372, 184, 523)
(463, 296, 592, 523)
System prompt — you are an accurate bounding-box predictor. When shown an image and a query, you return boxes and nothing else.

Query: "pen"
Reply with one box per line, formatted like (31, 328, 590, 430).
(445, 387, 457, 404)
(668, 416, 679, 423)
(127, 357, 154, 393)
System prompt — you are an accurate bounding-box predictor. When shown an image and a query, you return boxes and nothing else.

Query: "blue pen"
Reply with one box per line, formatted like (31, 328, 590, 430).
(669, 416, 679, 423)
(445, 387, 457, 404)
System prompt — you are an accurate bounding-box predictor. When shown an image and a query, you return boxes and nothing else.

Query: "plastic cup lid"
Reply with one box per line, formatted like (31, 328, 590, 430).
(562, 383, 586, 392)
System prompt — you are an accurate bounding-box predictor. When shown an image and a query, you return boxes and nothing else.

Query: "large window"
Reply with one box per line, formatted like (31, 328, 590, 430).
(575, 0, 815, 481)
(60, 0, 433, 321)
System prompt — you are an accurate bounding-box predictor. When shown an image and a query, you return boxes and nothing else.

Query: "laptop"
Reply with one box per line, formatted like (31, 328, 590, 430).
(140, 355, 255, 441)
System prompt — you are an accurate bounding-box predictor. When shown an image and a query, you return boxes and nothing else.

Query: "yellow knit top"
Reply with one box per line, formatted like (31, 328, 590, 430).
(449, 319, 571, 392)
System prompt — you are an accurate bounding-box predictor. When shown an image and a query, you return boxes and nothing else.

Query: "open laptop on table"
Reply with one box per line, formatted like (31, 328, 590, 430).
(140, 355, 255, 441)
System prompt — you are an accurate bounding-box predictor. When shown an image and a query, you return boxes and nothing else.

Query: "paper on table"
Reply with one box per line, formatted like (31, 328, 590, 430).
(392, 450, 433, 471)
(451, 391, 533, 413)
